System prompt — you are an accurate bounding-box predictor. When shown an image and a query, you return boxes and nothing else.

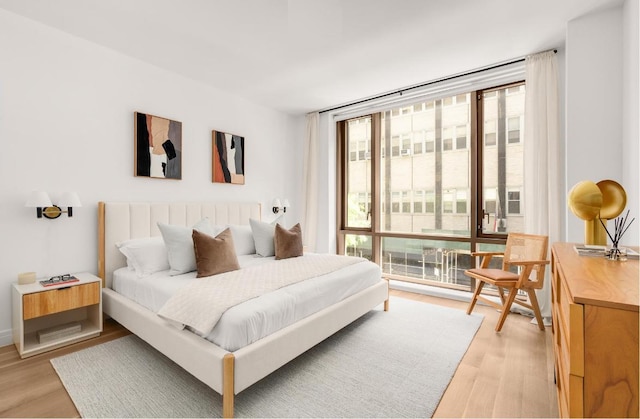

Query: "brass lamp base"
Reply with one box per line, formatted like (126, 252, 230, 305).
(42, 205, 62, 219)
(585, 218, 608, 246)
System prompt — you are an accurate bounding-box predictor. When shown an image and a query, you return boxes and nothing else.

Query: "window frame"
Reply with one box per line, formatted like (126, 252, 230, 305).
(336, 81, 525, 287)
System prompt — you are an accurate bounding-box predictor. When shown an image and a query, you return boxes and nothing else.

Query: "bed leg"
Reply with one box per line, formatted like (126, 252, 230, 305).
(223, 353, 235, 418)
(384, 279, 390, 311)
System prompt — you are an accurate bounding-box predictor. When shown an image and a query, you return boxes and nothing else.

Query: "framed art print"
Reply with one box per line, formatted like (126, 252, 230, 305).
(134, 112, 182, 179)
(212, 130, 245, 184)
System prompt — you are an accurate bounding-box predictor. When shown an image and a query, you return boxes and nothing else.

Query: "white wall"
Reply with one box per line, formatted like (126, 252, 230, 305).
(0, 10, 300, 345)
(622, 0, 640, 246)
(565, 5, 637, 244)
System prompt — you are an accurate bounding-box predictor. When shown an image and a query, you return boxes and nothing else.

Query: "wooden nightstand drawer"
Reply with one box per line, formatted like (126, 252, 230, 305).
(23, 282, 100, 320)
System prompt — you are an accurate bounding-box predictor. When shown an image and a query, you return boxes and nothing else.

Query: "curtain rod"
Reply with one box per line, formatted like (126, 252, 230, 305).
(318, 49, 557, 114)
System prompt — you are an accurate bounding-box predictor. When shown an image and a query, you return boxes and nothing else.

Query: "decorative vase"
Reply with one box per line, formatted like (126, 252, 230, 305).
(605, 246, 627, 261)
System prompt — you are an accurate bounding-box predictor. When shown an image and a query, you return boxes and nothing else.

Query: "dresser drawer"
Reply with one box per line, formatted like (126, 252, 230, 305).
(556, 264, 585, 377)
(23, 282, 100, 320)
(556, 338, 584, 418)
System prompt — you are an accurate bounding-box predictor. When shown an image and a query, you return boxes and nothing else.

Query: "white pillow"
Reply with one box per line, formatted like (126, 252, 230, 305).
(227, 224, 256, 255)
(158, 218, 218, 275)
(116, 236, 169, 277)
(249, 218, 276, 257)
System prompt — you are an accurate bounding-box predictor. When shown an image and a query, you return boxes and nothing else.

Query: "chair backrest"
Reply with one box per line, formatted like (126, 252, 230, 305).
(503, 233, 549, 282)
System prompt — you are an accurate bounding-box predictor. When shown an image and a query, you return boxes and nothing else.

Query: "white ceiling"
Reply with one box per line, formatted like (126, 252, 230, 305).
(0, 0, 624, 115)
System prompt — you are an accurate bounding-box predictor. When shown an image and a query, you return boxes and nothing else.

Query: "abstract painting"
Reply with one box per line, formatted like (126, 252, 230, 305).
(212, 130, 245, 184)
(134, 112, 182, 179)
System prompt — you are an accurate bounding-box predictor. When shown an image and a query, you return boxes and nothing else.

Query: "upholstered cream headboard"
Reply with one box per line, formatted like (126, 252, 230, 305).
(98, 201, 261, 288)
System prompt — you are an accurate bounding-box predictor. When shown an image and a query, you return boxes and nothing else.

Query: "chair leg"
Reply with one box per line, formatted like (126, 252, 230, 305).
(527, 289, 545, 331)
(466, 281, 485, 315)
(495, 287, 518, 332)
(497, 286, 506, 305)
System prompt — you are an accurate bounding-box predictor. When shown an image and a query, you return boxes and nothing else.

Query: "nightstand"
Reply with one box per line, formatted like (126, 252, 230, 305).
(12, 272, 103, 358)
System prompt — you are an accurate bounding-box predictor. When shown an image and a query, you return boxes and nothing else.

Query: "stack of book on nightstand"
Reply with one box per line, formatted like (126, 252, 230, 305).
(37, 321, 82, 344)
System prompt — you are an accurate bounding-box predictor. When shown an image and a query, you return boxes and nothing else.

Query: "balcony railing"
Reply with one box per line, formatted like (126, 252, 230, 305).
(345, 237, 517, 295)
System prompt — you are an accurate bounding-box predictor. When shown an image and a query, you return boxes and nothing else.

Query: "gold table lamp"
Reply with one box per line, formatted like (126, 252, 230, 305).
(568, 179, 626, 245)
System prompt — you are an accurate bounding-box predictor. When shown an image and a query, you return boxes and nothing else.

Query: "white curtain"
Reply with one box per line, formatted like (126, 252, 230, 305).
(523, 50, 561, 323)
(302, 112, 319, 252)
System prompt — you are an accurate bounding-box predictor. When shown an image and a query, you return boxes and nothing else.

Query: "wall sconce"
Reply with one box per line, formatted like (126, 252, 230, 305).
(26, 191, 82, 219)
(272, 198, 290, 214)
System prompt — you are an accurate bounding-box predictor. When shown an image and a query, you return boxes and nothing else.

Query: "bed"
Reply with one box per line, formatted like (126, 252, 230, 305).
(98, 201, 389, 417)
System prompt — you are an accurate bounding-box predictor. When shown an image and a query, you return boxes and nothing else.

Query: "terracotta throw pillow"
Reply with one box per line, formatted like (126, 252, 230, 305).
(192, 228, 240, 278)
(274, 223, 303, 260)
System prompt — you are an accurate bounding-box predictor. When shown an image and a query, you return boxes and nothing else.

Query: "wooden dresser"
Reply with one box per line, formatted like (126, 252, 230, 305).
(551, 242, 639, 418)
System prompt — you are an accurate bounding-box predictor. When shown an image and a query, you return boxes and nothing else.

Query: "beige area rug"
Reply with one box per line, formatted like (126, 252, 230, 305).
(51, 297, 483, 418)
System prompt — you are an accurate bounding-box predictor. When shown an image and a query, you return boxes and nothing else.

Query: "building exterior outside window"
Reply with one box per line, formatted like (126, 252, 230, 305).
(339, 82, 525, 292)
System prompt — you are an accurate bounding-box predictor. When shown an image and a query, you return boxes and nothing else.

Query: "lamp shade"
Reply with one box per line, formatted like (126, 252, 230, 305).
(25, 191, 52, 207)
(282, 199, 290, 208)
(58, 192, 82, 207)
(272, 198, 282, 208)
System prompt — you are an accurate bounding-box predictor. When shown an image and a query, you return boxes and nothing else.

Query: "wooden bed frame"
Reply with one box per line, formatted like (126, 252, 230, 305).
(97, 201, 389, 417)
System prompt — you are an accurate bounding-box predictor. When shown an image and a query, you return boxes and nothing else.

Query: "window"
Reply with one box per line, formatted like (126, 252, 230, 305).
(480, 84, 525, 234)
(425, 130, 435, 152)
(413, 190, 424, 213)
(402, 191, 411, 213)
(508, 190, 521, 214)
(508, 117, 521, 144)
(456, 125, 467, 149)
(484, 121, 496, 146)
(439, 190, 468, 214)
(401, 136, 411, 156)
(343, 116, 372, 229)
(456, 190, 468, 214)
(443, 191, 454, 213)
(425, 191, 435, 213)
(413, 141, 423, 155)
(337, 82, 526, 291)
(443, 127, 453, 151)
(391, 191, 400, 213)
(391, 136, 400, 157)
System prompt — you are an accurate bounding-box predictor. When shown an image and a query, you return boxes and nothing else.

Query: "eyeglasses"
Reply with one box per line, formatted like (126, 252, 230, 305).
(39, 273, 77, 287)
(49, 274, 72, 282)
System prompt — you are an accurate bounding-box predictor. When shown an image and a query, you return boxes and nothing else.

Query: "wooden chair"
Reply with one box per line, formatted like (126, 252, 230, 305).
(465, 233, 549, 332)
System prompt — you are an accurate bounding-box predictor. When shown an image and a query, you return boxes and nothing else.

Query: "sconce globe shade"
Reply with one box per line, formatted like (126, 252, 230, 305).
(568, 181, 602, 221)
(25, 191, 52, 207)
(58, 191, 82, 208)
(596, 180, 626, 220)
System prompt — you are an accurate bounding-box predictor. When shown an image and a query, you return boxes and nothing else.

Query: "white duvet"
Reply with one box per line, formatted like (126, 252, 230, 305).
(112, 254, 381, 351)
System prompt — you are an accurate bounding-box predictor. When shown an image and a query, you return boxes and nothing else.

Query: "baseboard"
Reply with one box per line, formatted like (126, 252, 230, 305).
(390, 280, 551, 327)
(0, 328, 13, 348)
(389, 280, 474, 303)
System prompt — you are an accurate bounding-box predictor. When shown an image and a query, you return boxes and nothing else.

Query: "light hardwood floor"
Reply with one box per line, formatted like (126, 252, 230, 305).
(0, 290, 558, 418)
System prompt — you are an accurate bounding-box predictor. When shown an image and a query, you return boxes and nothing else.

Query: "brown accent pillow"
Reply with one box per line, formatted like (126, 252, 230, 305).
(192, 228, 240, 278)
(274, 223, 303, 260)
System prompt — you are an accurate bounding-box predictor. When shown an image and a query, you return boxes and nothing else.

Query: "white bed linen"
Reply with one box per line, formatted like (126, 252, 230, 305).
(113, 254, 381, 351)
